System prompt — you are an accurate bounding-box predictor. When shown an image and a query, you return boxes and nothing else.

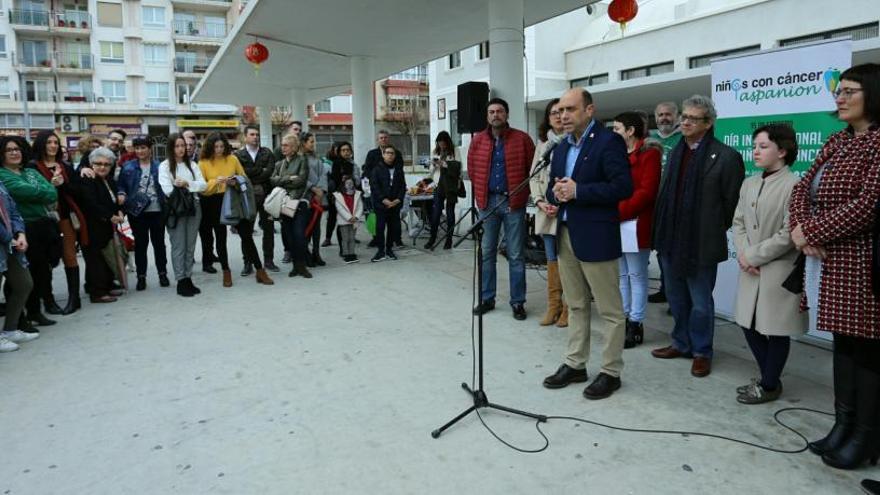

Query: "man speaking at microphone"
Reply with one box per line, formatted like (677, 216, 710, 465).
(542, 88, 633, 400)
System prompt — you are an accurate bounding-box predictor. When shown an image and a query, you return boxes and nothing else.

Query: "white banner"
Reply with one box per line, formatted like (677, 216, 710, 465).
(711, 39, 852, 118)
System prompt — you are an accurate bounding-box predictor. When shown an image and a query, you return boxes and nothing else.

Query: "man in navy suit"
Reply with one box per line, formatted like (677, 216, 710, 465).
(541, 88, 633, 400)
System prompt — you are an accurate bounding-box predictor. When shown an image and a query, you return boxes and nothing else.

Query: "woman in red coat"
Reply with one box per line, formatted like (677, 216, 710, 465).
(612, 112, 661, 349)
(789, 63, 880, 470)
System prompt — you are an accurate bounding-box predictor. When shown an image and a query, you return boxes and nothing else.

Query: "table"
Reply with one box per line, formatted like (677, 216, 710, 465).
(403, 193, 434, 243)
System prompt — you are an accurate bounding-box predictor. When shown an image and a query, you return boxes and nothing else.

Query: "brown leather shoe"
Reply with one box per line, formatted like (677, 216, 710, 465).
(222, 269, 233, 288)
(651, 345, 689, 359)
(255, 269, 275, 285)
(691, 357, 712, 377)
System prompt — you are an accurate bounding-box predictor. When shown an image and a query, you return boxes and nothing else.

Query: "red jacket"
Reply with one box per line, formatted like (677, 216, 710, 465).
(618, 140, 661, 249)
(468, 125, 535, 210)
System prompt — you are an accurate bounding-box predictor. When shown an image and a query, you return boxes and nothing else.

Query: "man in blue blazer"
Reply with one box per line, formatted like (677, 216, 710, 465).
(541, 88, 633, 400)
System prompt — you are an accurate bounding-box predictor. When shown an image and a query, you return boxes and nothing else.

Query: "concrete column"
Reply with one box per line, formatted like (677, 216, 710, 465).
(488, 0, 525, 129)
(290, 88, 308, 132)
(350, 56, 375, 164)
(257, 105, 272, 147)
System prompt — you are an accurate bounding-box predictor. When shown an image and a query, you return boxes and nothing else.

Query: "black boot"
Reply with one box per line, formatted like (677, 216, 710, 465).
(291, 262, 312, 279)
(862, 479, 880, 495)
(809, 349, 857, 455)
(44, 295, 64, 315)
(187, 278, 201, 295)
(424, 228, 437, 250)
(28, 310, 56, 326)
(61, 266, 81, 315)
(624, 320, 644, 349)
(443, 236, 453, 250)
(822, 365, 880, 470)
(176, 279, 195, 297)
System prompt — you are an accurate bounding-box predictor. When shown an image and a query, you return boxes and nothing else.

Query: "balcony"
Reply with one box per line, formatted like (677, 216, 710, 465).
(174, 56, 212, 78)
(172, 20, 229, 44)
(170, 0, 233, 13)
(54, 52, 94, 74)
(55, 91, 95, 104)
(16, 52, 54, 74)
(8, 10, 92, 36)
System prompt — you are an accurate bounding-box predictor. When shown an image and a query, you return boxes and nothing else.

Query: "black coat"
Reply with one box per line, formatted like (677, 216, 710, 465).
(370, 163, 406, 210)
(434, 159, 462, 201)
(363, 147, 402, 184)
(329, 157, 358, 193)
(235, 147, 275, 192)
(69, 176, 121, 249)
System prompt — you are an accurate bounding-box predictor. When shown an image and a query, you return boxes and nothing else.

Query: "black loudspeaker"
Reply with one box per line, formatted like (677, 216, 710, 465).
(457, 81, 489, 134)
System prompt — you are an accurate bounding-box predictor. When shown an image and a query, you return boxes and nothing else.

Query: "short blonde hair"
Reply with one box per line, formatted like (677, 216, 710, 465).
(282, 133, 301, 150)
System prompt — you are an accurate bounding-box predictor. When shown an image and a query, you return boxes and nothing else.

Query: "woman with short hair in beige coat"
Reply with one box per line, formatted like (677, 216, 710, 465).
(732, 123, 807, 404)
(530, 98, 567, 327)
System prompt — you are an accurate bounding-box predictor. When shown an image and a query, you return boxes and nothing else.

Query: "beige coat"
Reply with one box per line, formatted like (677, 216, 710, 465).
(732, 167, 807, 336)
(529, 135, 559, 235)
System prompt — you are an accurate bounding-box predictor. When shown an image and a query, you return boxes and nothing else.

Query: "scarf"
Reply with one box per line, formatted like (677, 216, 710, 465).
(35, 160, 90, 246)
(653, 129, 714, 276)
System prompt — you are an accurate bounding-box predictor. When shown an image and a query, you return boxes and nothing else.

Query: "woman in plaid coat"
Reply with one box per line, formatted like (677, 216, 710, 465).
(789, 63, 880, 470)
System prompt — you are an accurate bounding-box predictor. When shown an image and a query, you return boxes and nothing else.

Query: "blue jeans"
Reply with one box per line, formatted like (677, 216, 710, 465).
(661, 255, 718, 358)
(542, 234, 557, 262)
(619, 249, 650, 322)
(480, 193, 526, 306)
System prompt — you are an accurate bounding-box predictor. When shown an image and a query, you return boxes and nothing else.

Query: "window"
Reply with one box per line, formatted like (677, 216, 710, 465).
(204, 16, 226, 37)
(100, 41, 124, 63)
(0, 78, 9, 100)
(448, 51, 461, 69)
(314, 99, 331, 112)
(96, 1, 122, 27)
(21, 40, 49, 67)
(0, 114, 24, 129)
(142, 6, 165, 28)
(101, 80, 126, 102)
(62, 4, 88, 27)
(478, 41, 490, 60)
(780, 22, 879, 47)
(172, 13, 195, 35)
(25, 80, 51, 102)
(143, 44, 167, 65)
(620, 61, 674, 81)
(67, 79, 92, 97)
(146, 82, 169, 103)
(0, 36, 6, 59)
(30, 114, 54, 128)
(689, 45, 761, 69)
(570, 73, 609, 88)
(177, 83, 194, 104)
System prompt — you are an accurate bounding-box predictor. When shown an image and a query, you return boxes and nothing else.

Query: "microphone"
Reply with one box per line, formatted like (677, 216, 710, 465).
(539, 133, 567, 163)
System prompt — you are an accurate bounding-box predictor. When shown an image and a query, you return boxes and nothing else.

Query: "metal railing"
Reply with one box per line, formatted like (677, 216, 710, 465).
(18, 53, 53, 68)
(172, 19, 228, 39)
(174, 56, 213, 73)
(55, 91, 95, 103)
(8, 9, 91, 29)
(54, 52, 94, 70)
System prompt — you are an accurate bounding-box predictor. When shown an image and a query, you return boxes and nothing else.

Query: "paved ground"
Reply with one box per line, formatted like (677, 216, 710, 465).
(0, 227, 873, 494)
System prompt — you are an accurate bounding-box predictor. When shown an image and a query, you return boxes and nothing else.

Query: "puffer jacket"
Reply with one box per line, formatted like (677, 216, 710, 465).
(468, 125, 535, 210)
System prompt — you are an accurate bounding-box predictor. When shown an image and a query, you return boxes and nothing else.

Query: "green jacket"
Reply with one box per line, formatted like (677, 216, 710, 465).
(0, 167, 57, 222)
(270, 155, 310, 200)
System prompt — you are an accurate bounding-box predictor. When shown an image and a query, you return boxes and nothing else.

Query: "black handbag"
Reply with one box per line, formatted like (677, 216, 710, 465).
(125, 192, 151, 217)
(165, 187, 196, 229)
(782, 253, 806, 294)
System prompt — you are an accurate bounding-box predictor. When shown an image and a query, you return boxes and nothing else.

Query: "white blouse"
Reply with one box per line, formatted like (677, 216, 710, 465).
(158, 160, 208, 197)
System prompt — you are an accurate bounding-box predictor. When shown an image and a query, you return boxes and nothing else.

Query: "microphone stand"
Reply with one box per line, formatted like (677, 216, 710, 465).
(431, 151, 557, 439)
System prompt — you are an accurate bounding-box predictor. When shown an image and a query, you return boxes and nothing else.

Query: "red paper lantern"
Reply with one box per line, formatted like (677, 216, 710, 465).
(244, 41, 269, 72)
(608, 0, 638, 33)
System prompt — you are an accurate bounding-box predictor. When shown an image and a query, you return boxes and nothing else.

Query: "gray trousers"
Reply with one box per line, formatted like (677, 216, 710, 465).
(166, 204, 202, 281)
(2, 256, 33, 331)
(339, 224, 356, 256)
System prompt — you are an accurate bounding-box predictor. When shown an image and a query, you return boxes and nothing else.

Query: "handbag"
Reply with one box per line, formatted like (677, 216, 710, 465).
(782, 253, 806, 294)
(125, 192, 151, 217)
(165, 187, 196, 229)
(457, 179, 466, 198)
(264, 186, 287, 219)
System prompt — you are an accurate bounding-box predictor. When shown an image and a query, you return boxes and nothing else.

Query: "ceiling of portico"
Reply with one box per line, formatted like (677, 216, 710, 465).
(193, 0, 601, 105)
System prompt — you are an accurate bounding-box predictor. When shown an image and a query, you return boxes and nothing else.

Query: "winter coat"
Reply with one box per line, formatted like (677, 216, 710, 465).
(333, 191, 363, 224)
(370, 163, 406, 211)
(270, 155, 310, 201)
(733, 167, 807, 336)
(789, 127, 880, 339)
(618, 140, 662, 249)
(234, 146, 275, 198)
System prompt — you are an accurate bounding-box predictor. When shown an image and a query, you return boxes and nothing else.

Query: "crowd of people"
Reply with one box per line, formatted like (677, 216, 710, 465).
(465, 62, 880, 472)
(0, 61, 877, 475)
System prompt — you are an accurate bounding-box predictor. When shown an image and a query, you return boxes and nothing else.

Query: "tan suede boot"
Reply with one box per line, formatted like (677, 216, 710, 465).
(556, 301, 569, 328)
(255, 269, 275, 285)
(222, 269, 233, 287)
(540, 261, 563, 326)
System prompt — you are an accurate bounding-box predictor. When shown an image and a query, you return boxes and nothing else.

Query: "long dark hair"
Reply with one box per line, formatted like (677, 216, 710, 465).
(166, 133, 194, 175)
(301, 132, 316, 156)
(840, 63, 880, 125)
(33, 129, 64, 163)
(337, 141, 354, 161)
(538, 98, 560, 142)
(201, 132, 232, 161)
(0, 135, 31, 168)
(432, 131, 455, 158)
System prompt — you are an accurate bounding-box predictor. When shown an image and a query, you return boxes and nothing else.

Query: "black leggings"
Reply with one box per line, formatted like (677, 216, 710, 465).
(24, 218, 58, 313)
(325, 199, 337, 241)
(741, 326, 790, 390)
(199, 195, 229, 270)
(237, 218, 263, 270)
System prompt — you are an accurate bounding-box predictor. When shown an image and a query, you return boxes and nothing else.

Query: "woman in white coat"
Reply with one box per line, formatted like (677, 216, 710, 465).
(732, 123, 808, 404)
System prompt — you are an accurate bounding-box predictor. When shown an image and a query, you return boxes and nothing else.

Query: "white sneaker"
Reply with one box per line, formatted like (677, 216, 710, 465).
(0, 337, 19, 352)
(0, 329, 39, 343)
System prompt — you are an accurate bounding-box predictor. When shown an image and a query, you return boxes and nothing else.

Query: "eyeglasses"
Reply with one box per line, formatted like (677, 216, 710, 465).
(4, 148, 21, 154)
(680, 114, 709, 123)
(549, 111, 561, 117)
(92, 162, 112, 168)
(833, 88, 863, 100)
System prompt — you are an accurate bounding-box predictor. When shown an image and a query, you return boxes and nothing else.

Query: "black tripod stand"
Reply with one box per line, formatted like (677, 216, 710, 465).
(431, 153, 556, 439)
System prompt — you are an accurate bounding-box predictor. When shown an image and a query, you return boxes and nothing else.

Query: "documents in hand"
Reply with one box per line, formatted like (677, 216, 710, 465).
(620, 220, 638, 253)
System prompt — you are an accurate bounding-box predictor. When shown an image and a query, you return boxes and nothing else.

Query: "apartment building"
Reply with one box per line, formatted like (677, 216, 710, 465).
(0, 0, 244, 158)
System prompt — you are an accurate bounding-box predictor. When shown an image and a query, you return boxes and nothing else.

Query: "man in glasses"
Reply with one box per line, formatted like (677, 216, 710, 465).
(650, 95, 744, 378)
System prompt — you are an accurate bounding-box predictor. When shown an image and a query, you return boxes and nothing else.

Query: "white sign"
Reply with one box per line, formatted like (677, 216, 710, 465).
(711, 39, 852, 118)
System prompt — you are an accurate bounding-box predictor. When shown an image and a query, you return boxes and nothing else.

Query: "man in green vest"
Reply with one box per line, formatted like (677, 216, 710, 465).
(647, 101, 681, 304)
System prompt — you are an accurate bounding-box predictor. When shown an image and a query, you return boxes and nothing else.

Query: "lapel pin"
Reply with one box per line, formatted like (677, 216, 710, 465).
(589, 133, 594, 138)
(711, 153, 717, 159)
